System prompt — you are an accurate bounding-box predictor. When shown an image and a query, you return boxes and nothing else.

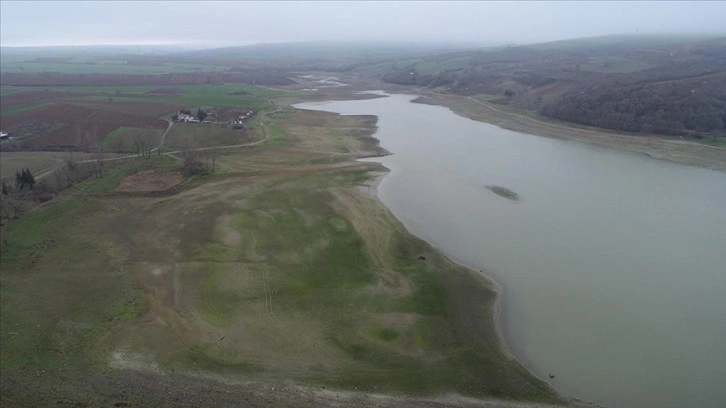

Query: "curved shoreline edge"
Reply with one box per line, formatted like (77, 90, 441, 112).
(353, 124, 564, 401)
(293, 95, 605, 407)
(302, 93, 531, 369)
(361, 167, 540, 384)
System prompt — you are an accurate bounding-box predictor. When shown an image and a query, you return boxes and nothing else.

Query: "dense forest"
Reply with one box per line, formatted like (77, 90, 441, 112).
(540, 72, 726, 136)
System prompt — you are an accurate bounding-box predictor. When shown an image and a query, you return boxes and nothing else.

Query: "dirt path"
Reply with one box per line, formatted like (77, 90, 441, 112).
(163, 106, 277, 157)
(158, 118, 174, 150)
(32, 110, 273, 182)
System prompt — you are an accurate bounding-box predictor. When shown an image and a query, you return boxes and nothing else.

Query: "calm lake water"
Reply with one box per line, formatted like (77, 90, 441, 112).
(294, 94, 726, 408)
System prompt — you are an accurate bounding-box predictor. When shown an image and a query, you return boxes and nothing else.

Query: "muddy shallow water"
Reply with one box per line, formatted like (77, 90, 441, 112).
(295, 94, 726, 408)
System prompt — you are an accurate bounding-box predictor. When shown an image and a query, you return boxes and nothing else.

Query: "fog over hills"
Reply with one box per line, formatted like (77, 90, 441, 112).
(1, 1, 724, 47)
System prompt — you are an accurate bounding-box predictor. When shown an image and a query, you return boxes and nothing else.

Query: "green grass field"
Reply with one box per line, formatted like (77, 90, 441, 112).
(98, 127, 164, 153)
(694, 136, 726, 147)
(1, 83, 282, 114)
(0, 85, 34, 96)
(64, 83, 279, 110)
(164, 123, 255, 149)
(0, 61, 230, 75)
(0, 101, 50, 116)
(0, 156, 179, 373)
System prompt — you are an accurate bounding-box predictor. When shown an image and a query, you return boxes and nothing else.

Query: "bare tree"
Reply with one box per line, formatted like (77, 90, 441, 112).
(0, 186, 23, 221)
(210, 147, 218, 173)
(94, 145, 105, 178)
(133, 132, 144, 157)
(133, 128, 152, 158)
(144, 127, 154, 158)
(64, 159, 78, 185)
(53, 167, 65, 192)
(133, 127, 155, 158)
(110, 137, 124, 154)
(181, 141, 210, 176)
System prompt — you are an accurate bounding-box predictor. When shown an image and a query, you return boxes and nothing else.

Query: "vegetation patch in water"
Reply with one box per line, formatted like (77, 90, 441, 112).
(485, 185, 520, 201)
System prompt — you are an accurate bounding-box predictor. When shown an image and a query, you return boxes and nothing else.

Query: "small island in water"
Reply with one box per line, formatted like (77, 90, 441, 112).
(485, 185, 521, 201)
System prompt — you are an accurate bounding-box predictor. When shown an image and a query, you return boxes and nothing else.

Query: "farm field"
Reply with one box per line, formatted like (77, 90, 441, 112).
(98, 127, 164, 153)
(0, 60, 230, 75)
(0, 83, 282, 155)
(0, 83, 278, 110)
(0, 102, 168, 149)
(0, 150, 112, 181)
(164, 123, 255, 149)
(0, 93, 563, 407)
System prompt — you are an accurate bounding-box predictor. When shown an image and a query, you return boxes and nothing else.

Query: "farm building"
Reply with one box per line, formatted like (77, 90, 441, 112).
(231, 110, 255, 125)
(178, 113, 200, 123)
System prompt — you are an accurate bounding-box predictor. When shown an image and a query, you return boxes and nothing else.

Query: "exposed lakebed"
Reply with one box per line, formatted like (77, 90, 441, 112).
(295, 93, 726, 408)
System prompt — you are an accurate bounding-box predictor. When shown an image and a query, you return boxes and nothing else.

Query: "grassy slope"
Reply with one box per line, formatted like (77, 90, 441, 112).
(0, 101, 561, 405)
(98, 127, 163, 153)
(163, 124, 254, 149)
(0, 157, 179, 374)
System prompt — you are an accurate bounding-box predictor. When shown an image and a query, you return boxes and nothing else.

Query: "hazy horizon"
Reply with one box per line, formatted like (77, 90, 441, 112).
(1, 1, 725, 48)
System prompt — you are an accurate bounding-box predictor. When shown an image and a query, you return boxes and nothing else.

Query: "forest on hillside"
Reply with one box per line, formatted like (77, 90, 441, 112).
(539, 72, 726, 136)
(382, 36, 726, 137)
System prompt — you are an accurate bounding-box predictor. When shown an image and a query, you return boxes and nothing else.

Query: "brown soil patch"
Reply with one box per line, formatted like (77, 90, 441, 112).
(67, 101, 181, 117)
(1, 103, 168, 149)
(0, 91, 74, 109)
(115, 170, 184, 193)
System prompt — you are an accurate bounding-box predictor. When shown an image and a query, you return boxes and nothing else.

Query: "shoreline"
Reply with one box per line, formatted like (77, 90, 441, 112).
(353, 118, 571, 405)
(409, 92, 726, 173)
(361, 167, 545, 390)
(356, 160, 515, 363)
(294, 74, 725, 174)
(292, 93, 600, 406)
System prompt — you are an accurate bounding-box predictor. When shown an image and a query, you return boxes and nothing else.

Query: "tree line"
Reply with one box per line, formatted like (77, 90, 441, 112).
(539, 72, 726, 136)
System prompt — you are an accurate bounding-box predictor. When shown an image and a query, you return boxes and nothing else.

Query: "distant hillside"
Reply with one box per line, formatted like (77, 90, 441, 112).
(0, 71, 294, 86)
(377, 35, 726, 137)
(172, 42, 466, 71)
(3, 36, 725, 138)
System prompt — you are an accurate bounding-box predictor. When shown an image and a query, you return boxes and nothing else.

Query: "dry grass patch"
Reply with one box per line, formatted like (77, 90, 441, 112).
(115, 170, 184, 193)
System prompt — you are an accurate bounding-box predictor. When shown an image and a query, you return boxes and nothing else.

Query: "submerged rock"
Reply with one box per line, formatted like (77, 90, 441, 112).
(485, 185, 520, 201)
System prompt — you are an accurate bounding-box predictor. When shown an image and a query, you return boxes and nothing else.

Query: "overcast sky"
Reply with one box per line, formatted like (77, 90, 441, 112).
(1, 1, 724, 47)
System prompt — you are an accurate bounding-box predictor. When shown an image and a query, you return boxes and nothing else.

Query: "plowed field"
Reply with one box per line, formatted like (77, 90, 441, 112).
(1, 102, 168, 149)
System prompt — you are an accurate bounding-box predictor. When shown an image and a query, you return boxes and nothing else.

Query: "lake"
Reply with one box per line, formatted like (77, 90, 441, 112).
(294, 94, 726, 408)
